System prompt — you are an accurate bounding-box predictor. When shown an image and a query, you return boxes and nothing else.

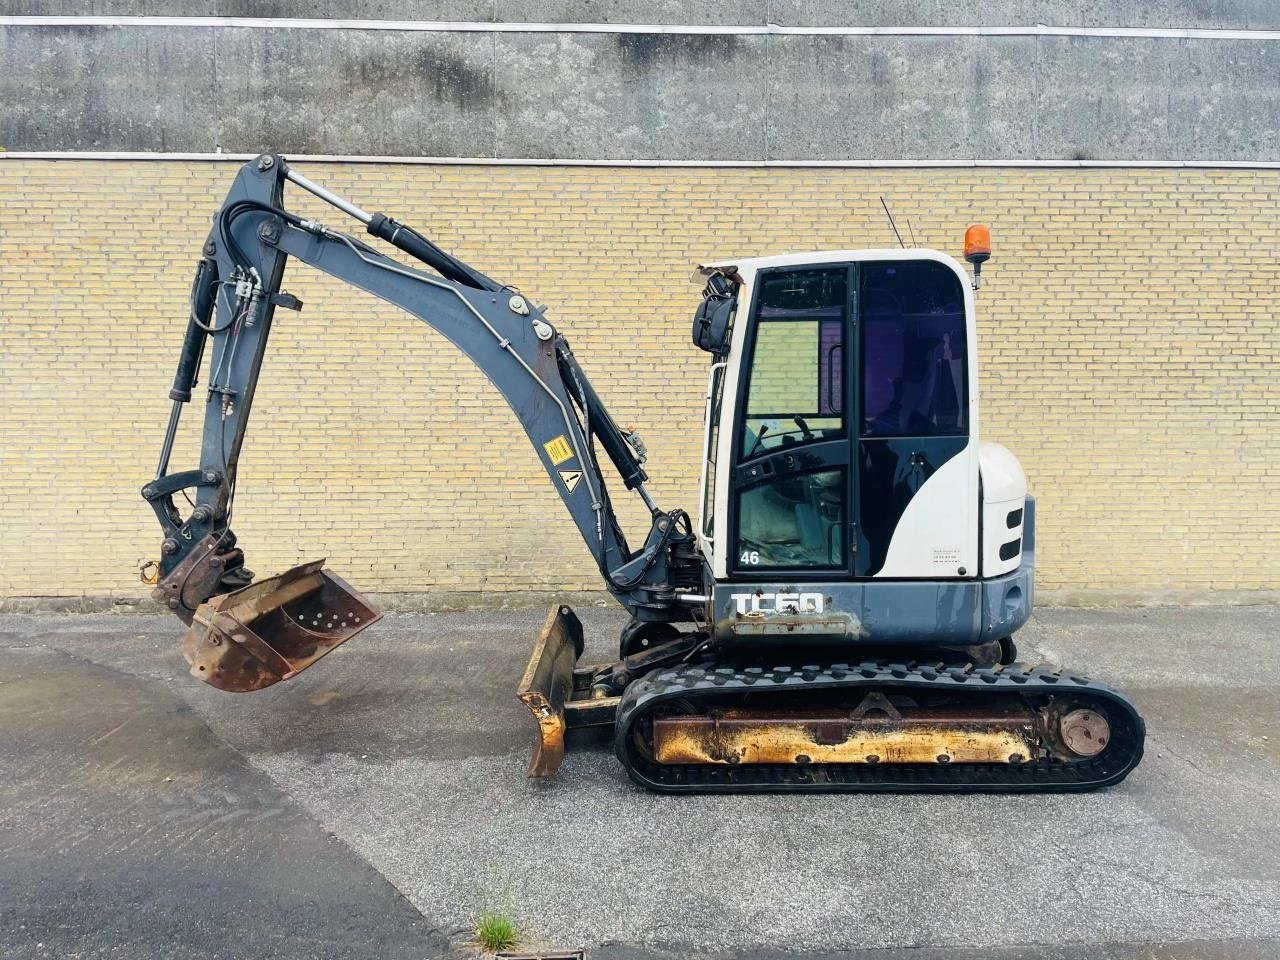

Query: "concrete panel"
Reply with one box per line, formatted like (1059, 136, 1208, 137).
(0, 0, 766, 20)
(1034, 36, 1280, 160)
(769, 0, 1280, 30)
(0, 25, 495, 154)
(766, 35, 1038, 161)
(7, 0, 1280, 28)
(0, 0, 494, 16)
(1031, 36, 1175, 162)
(210, 28, 494, 156)
(0, 25, 218, 151)
(494, 31, 765, 159)
(494, 0, 766, 24)
(1168, 39, 1280, 159)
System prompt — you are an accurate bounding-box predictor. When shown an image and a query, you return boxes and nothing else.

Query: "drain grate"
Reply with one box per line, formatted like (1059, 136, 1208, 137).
(496, 952, 584, 960)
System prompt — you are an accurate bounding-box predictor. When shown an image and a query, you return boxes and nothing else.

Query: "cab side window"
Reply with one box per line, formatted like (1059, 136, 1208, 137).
(861, 261, 967, 437)
(740, 267, 847, 459)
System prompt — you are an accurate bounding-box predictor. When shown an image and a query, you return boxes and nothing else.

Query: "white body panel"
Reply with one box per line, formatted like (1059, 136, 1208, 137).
(876, 445, 979, 577)
(979, 442, 1028, 577)
(696, 248, 981, 581)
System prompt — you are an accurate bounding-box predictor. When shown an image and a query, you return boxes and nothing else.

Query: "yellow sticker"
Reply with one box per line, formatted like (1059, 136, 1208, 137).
(543, 435, 574, 466)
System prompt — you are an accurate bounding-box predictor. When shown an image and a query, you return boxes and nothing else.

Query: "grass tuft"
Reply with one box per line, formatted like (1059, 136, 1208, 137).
(474, 911, 519, 953)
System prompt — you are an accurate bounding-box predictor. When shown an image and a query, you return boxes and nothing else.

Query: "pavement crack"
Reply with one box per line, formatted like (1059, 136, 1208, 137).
(1158, 742, 1278, 803)
(89, 717, 132, 745)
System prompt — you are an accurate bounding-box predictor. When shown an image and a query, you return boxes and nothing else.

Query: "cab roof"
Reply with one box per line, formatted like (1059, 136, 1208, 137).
(697, 247, 965, 278)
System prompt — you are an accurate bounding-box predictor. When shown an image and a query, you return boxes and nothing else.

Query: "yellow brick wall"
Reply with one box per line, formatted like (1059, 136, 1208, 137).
(747, 321, 822, 414)
(1, 160, 1277, 598)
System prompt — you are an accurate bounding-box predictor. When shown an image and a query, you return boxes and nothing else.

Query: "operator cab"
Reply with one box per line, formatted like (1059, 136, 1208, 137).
(692, 248, 1020, 592)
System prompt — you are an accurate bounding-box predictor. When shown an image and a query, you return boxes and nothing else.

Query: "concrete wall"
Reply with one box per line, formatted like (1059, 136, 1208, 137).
(3, 2, 1280, 28)
(1, 159, 1278, 602)
(3, 5, 1280, 160)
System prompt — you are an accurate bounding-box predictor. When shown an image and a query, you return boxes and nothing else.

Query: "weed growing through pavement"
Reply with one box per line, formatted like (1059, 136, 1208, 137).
(473, 870, 519, 953)
(474, 911, 519, 953)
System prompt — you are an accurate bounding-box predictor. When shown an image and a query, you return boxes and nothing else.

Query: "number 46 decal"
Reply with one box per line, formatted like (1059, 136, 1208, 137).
(739, 550, 760, 565)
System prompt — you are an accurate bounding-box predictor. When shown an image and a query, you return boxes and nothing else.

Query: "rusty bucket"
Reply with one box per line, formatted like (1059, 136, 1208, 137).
(181, 559, 382, 692)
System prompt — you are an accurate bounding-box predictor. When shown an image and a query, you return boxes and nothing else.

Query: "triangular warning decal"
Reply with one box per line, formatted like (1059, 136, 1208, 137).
(559, 470, 582, 493)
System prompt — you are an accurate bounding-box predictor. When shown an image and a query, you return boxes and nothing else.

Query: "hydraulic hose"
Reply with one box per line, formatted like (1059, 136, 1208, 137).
(283, 164, 499, 291)
(365, 214, 500, 292)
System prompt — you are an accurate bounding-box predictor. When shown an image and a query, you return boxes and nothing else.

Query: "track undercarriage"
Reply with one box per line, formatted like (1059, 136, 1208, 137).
(519, 606, 1145, 793)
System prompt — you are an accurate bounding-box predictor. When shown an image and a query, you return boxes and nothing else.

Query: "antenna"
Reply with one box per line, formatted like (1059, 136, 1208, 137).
(905, 216, 918, 247)
(880, 197, 905, 248)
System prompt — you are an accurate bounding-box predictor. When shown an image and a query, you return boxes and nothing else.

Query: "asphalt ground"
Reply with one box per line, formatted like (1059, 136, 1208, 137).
(2, 604, 1279, 959)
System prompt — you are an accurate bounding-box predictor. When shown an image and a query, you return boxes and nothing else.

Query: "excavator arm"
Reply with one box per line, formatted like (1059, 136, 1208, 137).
(143, 154, 702, 698)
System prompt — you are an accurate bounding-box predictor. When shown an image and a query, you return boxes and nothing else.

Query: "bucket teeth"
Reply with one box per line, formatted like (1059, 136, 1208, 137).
(181, 560, 381, 692)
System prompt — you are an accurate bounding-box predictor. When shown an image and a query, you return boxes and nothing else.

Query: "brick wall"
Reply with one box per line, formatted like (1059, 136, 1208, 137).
(1, 159, 1277, 599)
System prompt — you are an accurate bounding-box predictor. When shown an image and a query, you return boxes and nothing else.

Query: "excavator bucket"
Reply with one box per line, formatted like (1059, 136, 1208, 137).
(516, 605, 586, 777)
(181, 560, 382, 692)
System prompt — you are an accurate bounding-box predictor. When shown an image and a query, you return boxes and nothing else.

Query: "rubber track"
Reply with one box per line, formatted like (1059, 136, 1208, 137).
(615, 660, 1145, 794)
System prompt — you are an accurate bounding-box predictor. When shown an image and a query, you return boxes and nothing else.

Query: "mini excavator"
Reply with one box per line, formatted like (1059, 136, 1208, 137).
(143, 155, 1145, 793)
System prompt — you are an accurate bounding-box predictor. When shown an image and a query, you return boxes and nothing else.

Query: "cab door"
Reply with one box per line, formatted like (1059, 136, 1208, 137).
(856, 259, 976, 578)
(729, 264, 852, 577)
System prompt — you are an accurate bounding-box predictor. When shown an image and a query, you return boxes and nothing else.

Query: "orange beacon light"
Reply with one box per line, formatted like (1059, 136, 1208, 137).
(964, 223, 991, 288)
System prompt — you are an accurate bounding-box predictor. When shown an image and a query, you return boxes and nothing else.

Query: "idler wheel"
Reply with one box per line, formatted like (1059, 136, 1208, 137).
(1059, 708, 1110, 758)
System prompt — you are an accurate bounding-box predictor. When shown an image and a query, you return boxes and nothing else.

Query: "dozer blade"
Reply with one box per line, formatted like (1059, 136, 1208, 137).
(182, 560, 382, 692)
(516, 605, 585, 778)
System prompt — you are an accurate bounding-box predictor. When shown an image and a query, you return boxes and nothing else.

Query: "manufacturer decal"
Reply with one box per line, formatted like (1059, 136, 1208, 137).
(543, 435, 574, 466)
(558, 469, 582, 493)
(729, 592, 825, 615)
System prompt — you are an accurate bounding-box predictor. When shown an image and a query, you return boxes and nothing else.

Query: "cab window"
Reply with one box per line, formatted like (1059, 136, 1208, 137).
(736, 468, 845, 568)
(861, 261, 967, 437)
(740, 267, 847, 460)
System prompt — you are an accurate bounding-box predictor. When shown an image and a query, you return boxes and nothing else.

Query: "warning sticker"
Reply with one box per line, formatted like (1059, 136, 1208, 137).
(543, 435, 574, 466)
(558, 470, 583, 494)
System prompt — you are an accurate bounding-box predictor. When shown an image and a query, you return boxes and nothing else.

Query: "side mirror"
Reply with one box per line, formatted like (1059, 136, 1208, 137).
(692, 274, 736, 354)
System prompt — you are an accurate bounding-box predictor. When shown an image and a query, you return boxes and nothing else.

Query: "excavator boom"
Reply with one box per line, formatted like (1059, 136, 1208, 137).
(144, 154, 701, 692)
